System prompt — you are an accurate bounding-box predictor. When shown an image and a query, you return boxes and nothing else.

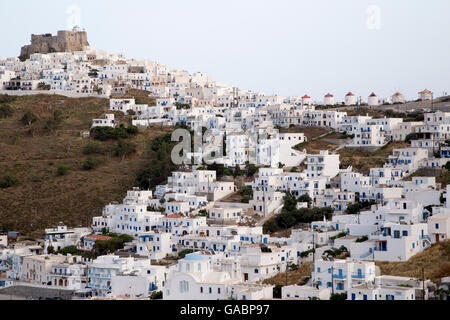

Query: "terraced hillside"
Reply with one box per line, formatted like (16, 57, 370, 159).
(0, 93, 171, 237)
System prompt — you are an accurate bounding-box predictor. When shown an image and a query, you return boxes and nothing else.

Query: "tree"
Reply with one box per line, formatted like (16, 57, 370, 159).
(245, 163, 258, 177)
(114, 140, 136, 161)
(47, 246, 55, 254)
(298, 194, 312, 206)
(137, 133, 177, 190)
(0, 104, 14, 118)
(59, 246, 79, 256)
(82, 157, 100, 170)
(273, 284, 283, 299)
(440, 192, 445, 204)
(21, 111, 38, 127)
(45, 110, 63, 133)
(126, 125, 139, 135)
(444, 161, 450, 171)
(233, 165, 243, 178)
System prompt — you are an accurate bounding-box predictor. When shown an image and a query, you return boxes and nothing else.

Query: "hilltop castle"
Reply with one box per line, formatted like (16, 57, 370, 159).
(20, 27, 89, 59)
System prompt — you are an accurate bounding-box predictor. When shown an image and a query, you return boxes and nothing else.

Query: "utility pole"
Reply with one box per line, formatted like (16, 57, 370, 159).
(422, 267, 425, 301)
(285, 261, 288, 287)
(331, 266, 334, 295)
(312, 233, 315, 266)
(431, 92, 434, 113)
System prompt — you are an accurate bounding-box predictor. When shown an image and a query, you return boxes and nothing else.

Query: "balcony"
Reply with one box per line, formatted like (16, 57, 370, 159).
(333, 274, 347, 279)
(351, 273, 365, 279)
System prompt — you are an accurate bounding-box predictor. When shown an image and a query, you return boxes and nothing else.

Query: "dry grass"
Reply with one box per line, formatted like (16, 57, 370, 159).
(297, 138, 339, 154)
(338, 142, 409, 174)
(116, 89, 157, 106)
(280, 126, 330, 141)
(0, 94, 170, 237)
(376, 241, 450, 284)
(263, 262, 313, 286)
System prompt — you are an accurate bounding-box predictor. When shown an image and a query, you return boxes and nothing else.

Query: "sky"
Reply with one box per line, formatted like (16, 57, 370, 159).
(1, 0, 449, 102)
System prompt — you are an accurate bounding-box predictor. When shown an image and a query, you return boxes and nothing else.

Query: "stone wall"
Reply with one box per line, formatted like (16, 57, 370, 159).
(0, 284, 75, 300)
(20, 30, 89, 58)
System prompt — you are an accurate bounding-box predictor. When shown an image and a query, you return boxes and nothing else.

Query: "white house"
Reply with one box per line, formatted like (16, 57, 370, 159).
(427, 214, 450, 244)
(311, 259, 377, 293)
(282, 285, 331, 300)
(91, 114, 118, 128)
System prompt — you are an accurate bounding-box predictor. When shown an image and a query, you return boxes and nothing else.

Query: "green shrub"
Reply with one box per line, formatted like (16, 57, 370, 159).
(241, 195, 251, 204)
(345, 200, 376, 215)
(356, 236, 368, 243)
(263, 193, 333, 233)
(59, 245, 79, 256)
(150, 291, 163, 300)
(45, 110, 63, 132)
(137, 133, 178, 190)
(0, 104, 14, 118)
(330, 293, 347, 301)
(83, 142, 105, 155)
(0, 174, 19, 188)
(0, 95, 17, 104)
(90, 124, 137, 141)
(238, 186, 253, 197)
(57, 164, 70, 176)
(330, 232, 347, 240)
(178, 249, 196, 259)
(126, 125, 139, 135)
(82, 157, 100, 170)
(114, 140, 136, 159)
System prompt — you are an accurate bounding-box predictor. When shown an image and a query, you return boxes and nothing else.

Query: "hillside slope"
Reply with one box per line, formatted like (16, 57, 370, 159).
(376, 240, 450, 284)
(0, 94, 171, 237)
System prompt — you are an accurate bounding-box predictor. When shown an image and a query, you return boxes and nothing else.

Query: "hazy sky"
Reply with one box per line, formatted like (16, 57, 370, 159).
(1, 0, 449, 101)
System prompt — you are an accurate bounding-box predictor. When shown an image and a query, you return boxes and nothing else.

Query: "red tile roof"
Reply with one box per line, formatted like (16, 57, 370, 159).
(165, 214, 184, 219)
(325, 93, 334, 98)
(85, 235, 112, 241)
(346, 92, 355, 96)
(302, 95, 311, 99)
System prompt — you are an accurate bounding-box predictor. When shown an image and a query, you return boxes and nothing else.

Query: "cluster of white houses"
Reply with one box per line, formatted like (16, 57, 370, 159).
(1, 29, 450, 301)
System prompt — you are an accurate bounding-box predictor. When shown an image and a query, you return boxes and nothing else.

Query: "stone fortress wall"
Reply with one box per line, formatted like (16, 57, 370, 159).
(20, 30, 89, 58)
